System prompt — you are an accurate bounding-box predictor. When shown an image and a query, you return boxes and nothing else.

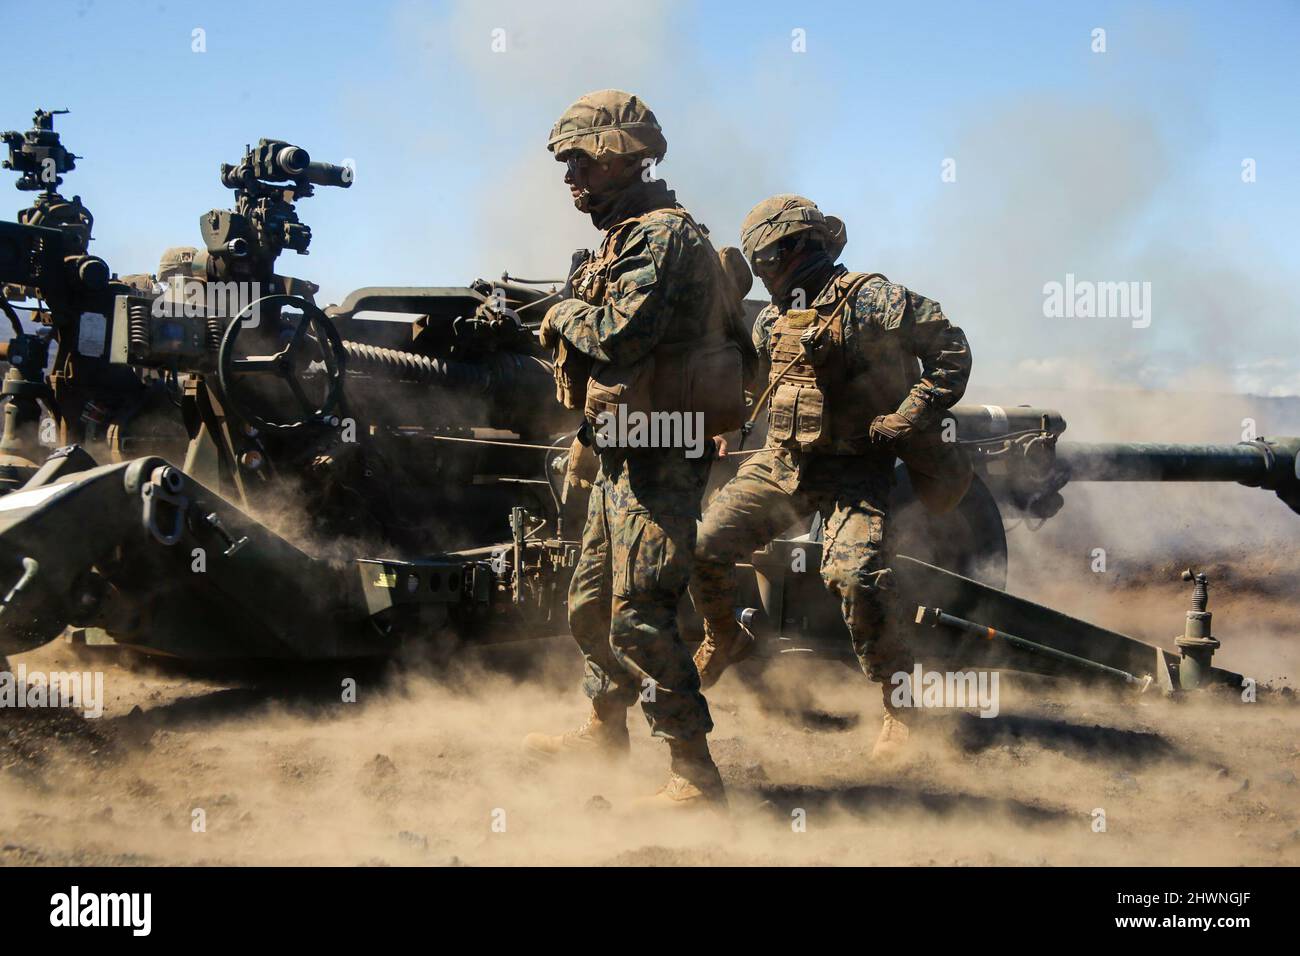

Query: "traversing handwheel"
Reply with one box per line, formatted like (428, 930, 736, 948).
(216, 294, 346, 432)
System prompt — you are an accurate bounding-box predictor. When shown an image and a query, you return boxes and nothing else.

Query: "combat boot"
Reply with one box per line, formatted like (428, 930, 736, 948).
(692, 619, 757, 690)
(870, 682, 912, 762)
(523, 700, 630, 759)
(632, 735, 727, 811)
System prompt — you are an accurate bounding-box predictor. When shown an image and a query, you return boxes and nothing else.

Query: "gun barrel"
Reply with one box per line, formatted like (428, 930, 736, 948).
(1056, 439, 1300, 489)
(302, 161, 352, 188)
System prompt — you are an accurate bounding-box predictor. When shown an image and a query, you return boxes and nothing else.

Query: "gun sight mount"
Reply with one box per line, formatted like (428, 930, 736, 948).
(202, 138, 352, 283)
(1, 109, 79, 193)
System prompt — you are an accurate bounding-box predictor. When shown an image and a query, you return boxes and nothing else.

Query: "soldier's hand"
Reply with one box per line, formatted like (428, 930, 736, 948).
(562, 434, 598, 501)
(869, 413, 916, 448)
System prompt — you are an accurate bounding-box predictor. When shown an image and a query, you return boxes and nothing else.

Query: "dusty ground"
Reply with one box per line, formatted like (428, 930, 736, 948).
(1, 552, 1296, 866)
(3, 381, 1298, 866)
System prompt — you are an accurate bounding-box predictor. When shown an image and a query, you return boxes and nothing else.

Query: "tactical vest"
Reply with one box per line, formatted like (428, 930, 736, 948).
(765, 271, 886, 454)
(574, 207, 746, 437)
(762, 270, 975, 512)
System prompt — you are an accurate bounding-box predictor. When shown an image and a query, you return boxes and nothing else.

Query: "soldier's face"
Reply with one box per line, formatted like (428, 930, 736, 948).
(752, 238, 806, 299)
(563, 152, 630, 209)
(563, 152, 591, 192)
(751, 245, 792, 294)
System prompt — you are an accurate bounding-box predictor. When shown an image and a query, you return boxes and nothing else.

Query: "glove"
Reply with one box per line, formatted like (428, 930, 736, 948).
(869, 412, 916, 448)
(562, 435, 599, 500)
(538, 304, 562, 349)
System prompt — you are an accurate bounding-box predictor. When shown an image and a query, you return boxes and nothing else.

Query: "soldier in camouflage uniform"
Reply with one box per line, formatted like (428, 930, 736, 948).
(523, 90, 732, 808)
(690, 195, 973, 760)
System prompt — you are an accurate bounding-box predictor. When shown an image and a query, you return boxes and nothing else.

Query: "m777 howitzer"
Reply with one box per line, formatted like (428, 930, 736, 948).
(1, 128, 1295, 699)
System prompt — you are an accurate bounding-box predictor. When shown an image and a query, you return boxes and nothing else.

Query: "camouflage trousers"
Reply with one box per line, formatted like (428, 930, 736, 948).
(567, 456, 713, 741)
(692, 448, 912, 683)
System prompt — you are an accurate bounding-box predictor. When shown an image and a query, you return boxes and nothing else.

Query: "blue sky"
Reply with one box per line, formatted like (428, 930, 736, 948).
(3, 0, 1298, 397)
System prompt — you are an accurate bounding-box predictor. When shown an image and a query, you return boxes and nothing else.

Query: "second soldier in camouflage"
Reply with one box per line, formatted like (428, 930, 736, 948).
(690, 194, 973, 760)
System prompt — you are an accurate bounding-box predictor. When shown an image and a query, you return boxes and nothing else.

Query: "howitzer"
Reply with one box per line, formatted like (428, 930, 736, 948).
(1, 386, 1294, 700)
(6, 287, 1297, 701)
(2, 124, 1294, 705)
(6, 248, 1299, 694)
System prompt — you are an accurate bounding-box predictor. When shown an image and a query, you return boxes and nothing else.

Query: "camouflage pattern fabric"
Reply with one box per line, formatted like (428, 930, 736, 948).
(547, 89, 667, 163)
(544, 182, 720, 374)
(751, 265, 971, 437)
(692, 256, 971, 685)
(546, 177, 722, 740)
(691, 447, 911, 682)
(569, 453, 713, 740)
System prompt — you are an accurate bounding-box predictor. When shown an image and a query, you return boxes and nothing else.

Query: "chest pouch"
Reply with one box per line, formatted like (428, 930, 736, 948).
(767, 382, 828, 446)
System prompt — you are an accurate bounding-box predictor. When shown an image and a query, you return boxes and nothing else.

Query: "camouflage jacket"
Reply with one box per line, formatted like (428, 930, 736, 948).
(545, 182, 720, 517)
(545, 183, 719, 367)
(752, 264, 971, 432)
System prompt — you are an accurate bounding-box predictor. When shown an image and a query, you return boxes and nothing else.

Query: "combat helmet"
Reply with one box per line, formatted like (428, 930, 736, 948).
(157, 246, 209, 284)
(740, 194, 847, 265)
(547, 89, 667, 163)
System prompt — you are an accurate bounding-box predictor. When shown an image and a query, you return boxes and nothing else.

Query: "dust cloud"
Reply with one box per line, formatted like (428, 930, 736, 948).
(2, 596, 1296, 867)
